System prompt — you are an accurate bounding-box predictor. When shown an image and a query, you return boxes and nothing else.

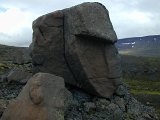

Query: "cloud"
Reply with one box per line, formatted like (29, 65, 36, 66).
(106, 0, 160, 38)
(0, 8, 31, 34)
(0, 7, 34, 47)
(0, 28, 31, 47)
(0, 0, 160, 47)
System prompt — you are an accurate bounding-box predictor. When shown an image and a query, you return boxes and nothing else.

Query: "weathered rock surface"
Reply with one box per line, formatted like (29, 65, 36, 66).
(64, 2, 117, 43)
(7, 68, 32, 84)
(30, 2, 122, 98)
(30, 10, 76, 85)
(1, 73, 70, 120)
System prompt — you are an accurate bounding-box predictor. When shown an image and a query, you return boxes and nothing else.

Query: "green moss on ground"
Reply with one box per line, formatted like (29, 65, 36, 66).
(121, 55, 160, 66)
(124, 79, 160, 92)
(123, 78, 160, 118)
(131, 90, 160, 95)
(0, 62, 32, 75)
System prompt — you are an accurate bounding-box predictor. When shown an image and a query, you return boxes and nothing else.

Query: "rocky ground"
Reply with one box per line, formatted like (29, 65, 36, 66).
(0, 65, 31, 117)
(0, 79, 158, 120)
(65, 85, 158, 120)
(0, 68, 159, 120)
(0, 81, 23, 117)
(121, 54, 160, 118)
(0, 45, 159, 119)
(0, 44, 32, 117)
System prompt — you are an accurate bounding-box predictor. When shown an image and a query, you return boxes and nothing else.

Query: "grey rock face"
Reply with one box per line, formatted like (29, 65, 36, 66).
(30, 2, 122, 98)
(7, 68, 32, 84)
(64, 2, 117, 43)
(64, 2, 122, 98)
(30, 10, 76, 85)
(1, 73, 70, 120)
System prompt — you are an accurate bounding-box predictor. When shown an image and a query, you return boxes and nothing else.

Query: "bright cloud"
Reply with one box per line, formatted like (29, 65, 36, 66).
(121, 11, 152, 24)
(0, 0, 160, 47)
(0, 7, 37, 46)
(0, 8, 32, 34)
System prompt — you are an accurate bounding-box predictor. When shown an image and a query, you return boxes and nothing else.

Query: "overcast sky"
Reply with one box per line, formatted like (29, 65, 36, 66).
(0, 0, 160, 47)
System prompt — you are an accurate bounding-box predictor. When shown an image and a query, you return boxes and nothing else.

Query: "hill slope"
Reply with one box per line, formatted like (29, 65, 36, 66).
(116, 35, 160, 57)
(116, 35, 160, 116)
(0, 44, 31, 76)
(0, 44, 30, 63)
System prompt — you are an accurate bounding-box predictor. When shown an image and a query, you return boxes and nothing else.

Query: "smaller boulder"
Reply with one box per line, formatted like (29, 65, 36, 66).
(7, 68, 32, 84)
(1, 73, 71, 120)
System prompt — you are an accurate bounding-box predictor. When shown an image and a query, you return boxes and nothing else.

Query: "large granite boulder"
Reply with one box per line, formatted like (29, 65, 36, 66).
(30, 2, 122, 98)
(63, 3, 121, 98)
(30, 10, 76, 85)
(1, 73, 70, 120)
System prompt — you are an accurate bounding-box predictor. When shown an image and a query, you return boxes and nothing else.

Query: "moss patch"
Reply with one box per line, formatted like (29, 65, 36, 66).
(123, 79, 160, 92)
(131, 90, 160, 95)
(123, 78, 160, 117)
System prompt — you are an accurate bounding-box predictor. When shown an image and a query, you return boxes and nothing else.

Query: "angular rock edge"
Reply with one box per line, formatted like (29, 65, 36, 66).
(30, 2, 122, 98)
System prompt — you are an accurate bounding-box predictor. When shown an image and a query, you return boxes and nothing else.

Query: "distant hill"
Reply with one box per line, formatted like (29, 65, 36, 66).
(0, 44, 30, 64)
(116, 35, 160, 57)
(116, 35, 160, 81)
(0, 44, 31, 76)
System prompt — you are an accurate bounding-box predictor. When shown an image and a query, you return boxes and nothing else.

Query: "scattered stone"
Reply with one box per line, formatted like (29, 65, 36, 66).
(0, 82, 23, 100)
(107, 103, 120, 112)
(114, 96, 125, 112)
(65, 87, 158, 120)
(83, 102, 96, 113)
(64, 89, 73, 112)
(116, 84, 128, 96)
(1, 73, 71, 120)
(94, 98, 110, 110)
(7, 68, 32, 84)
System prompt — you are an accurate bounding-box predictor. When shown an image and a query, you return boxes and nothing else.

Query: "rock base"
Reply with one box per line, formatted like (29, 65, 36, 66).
(0, 78, 159, 120)
(65, 85, 158, 120)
